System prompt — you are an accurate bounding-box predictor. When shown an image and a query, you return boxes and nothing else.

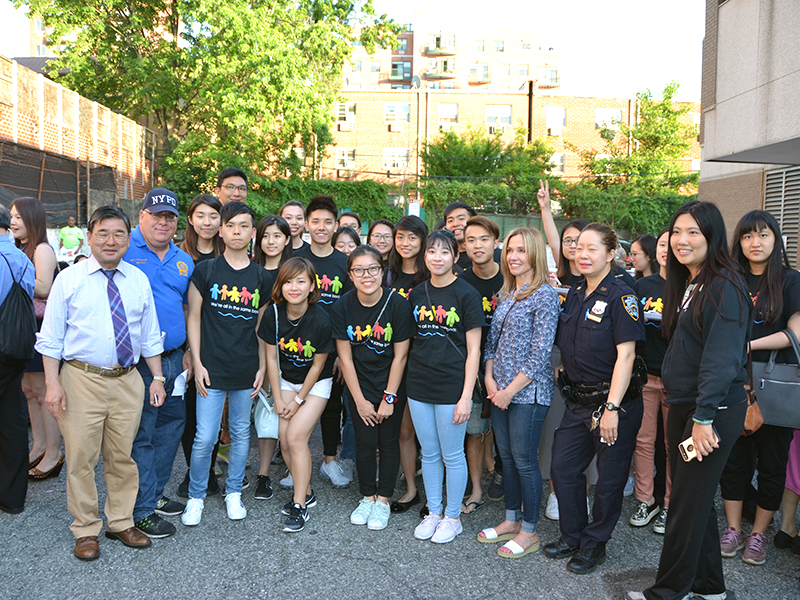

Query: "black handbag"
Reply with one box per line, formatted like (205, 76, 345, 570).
(751, 329, 800, 429)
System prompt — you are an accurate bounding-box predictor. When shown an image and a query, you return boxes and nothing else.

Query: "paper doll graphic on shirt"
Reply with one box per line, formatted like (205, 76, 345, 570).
(303, 342, 316, 358)
(320, 274, 332, 291)
(642, 296, 663, 314)
(331, 276, 343, 294)
(355, 325, 364, 341)
(240, 287, 252, 306)
(220, 284, 229, 301)
(384, 322, 393, 342)
(286, 338, 298, 353)
(347, 325, 355, 340)
(210, 283, 220, 300)
(434, 305, 447, 323)
(228, 286, 241, 303)
(482, 297, 492, 312)
(373, 323, 385, 340)
(445, 307, 460, 327)
(281, 335, 319, 366)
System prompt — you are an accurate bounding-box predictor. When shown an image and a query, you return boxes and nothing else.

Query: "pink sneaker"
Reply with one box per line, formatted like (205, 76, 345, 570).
(742, 532, 767, 565)
(719, 527, 745, 557)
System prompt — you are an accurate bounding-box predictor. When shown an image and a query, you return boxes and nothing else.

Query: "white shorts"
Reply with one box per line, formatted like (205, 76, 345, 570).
(279, 376, 333, 400)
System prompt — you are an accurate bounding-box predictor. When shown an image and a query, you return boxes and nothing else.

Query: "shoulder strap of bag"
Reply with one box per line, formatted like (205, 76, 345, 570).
(426, 281, 465, 360)
(0, 251, 29, 286)
(780, 328, 800, 364)
(274, 304, 281, 380)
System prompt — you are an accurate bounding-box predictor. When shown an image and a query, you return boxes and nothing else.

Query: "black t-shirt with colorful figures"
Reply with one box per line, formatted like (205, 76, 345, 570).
(258, 302, 336, 385)
(633, 272, 668, 376)
(330, 288, 416, 403)
(191, 256, 273, 390)
(746, 269, 800, 364)
(458, 266, 505, 358)
(388, 270, 417, 301)
(406, 278, 485, 405)
(294, 245, 351, 312)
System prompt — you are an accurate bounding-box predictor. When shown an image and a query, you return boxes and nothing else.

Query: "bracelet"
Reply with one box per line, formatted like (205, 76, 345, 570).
(153, 376, 166, 383)
(294, 394, 305, 406)
(382, 391, 397, 405)
(692, 417, 714, 425)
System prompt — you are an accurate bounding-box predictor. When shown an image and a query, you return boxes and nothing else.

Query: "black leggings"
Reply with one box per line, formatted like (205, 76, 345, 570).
(321, 377, 344, 457)
(349, 395, 404, 498)
(181, 378, 219, 477)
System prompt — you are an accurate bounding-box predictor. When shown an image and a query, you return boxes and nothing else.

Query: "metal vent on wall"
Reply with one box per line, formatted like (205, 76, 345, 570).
(764, 166, 800, 267)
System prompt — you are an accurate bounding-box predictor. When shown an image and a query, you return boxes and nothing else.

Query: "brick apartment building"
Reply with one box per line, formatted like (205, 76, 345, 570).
(0, 55, 155, 225)
(319, 88, 701, 190)
(698, 0, 800, 267)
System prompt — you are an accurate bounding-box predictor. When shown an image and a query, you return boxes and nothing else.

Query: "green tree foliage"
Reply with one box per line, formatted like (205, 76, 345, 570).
(418, 125, 554, 226)
(19, 0, 400, 176)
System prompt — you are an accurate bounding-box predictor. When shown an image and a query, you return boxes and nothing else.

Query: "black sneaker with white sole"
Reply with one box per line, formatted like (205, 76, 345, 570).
(155, 496, 185, 516)
(254, 475, 274, 500)
(221, 476, 249, 498)
(282, 504, 309, 532)
(134, 513, 176, 538)
(281, 490, 317, 515)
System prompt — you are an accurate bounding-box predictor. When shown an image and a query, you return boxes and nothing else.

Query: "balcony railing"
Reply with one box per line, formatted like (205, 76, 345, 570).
(424, 44, 457, 56)
(539, 77, 562, 88)
(423, 69, 457, 80)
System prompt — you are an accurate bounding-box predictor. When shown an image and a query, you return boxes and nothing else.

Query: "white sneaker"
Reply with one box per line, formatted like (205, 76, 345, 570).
(279, 472, 293, 489)
(350, 497, 375, 525)
(225, 492, 247, 520)
(320, 460, 351, 488)
(431, 517, 463, 544)
(367, 500, 390, 531)
(414, 513, 442, 540)
(545, 492, 559, 520)
(182, 498, 204, 526)
(624, 475, 635, 497)
(587, 496, 592, 517)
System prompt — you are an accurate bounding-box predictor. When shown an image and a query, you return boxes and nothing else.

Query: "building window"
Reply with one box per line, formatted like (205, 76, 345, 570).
(371, 61, 381, 72)
(351, 40, 363, 47)
(430, 58, 456, 75)
(485, 105, 512, 126)
(336, 101, 356, 123)
(516, 42, 531, 51)
(384, 102, 411, 122)
(550, 153, 566, 174)
(475, 40, 485, 52)
(494, 40, 505, 52)
(397, 39, 408, 53)
(438, 103, 458, 124)
(35, 19, 46, 33)
(470, 63, 490, 80)
(391, 60, 412, 79)
(546, 106, 567, 129)
(383, 148, 410, 170)
(336, 148, 356, 169)
(444, 82, 455, 89)
(390, 84, 411, 89)
(35, 44, 47, 57)
(596, 108, 623, 130)
(543, 69, 559, 85)
(519, 64, 529, 77)
(498, 64, 510, 78)
(351, 61, 361, 72)
(429, 82, 440, 89)
(429, 34, 456, 50)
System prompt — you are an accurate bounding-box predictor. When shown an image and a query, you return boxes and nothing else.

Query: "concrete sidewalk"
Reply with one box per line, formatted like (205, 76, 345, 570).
(2, 425, 797, 600)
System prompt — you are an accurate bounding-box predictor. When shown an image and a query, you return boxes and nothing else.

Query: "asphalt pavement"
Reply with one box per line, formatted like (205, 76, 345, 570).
(2, 424, 798, 600)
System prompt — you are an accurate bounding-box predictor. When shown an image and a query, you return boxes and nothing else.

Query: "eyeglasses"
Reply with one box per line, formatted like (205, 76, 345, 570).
(562, 237, 579, 247)
(370, 233, 392, 241)
(629, 252, 643, 258)
(350, 265, 382, 278)
(92, 232, 129, 243)
(223, 184, 247, 193)
(144, 210, 178, 223)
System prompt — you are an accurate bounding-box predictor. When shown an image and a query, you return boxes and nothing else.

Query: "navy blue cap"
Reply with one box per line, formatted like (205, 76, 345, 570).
(142, 188, 179, 216)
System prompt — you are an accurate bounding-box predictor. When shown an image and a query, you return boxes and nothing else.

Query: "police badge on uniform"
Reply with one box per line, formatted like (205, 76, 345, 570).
(587, 300, 607, 322)
(622, 295, 639, 321)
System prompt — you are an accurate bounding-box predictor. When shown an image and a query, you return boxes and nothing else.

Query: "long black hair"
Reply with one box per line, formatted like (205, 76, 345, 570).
(662, 201, 749, 337)
(388, 215, 429, 287)
(632, 234, 658, 279)
(253, 215, 293, 268)
(557, 218, 589, 280)
(731, 210, 790, 325)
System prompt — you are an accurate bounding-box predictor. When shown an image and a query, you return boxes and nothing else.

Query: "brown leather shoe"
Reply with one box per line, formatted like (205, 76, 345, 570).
(104, 527, 152, 548)
(74, 536, 100, 561)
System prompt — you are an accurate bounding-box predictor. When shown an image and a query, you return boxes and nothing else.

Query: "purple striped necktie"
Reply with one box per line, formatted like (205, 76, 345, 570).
(103, 269, 135, 368)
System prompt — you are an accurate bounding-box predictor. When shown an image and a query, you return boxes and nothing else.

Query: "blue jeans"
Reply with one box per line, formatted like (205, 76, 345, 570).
(189, 388, 253, 498)
(132, 350, 186, 521)
(408, 398, 468, 519)
(491, 402, 549, 533)
(340, 389, 356, 462)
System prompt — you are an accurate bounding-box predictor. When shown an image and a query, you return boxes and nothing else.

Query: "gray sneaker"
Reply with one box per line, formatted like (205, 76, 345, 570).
(320, 460, 351, 488)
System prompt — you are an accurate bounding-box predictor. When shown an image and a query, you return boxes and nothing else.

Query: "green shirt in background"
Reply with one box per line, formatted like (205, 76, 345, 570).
(59, 226, 84, 249)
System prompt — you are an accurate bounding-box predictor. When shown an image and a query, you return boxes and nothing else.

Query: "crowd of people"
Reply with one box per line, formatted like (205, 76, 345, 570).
(0, 167, 799, 600)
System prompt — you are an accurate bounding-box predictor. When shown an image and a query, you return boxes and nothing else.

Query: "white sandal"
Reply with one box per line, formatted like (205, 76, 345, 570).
(497, 539, 540, 558)
(477, 527, 517, 544)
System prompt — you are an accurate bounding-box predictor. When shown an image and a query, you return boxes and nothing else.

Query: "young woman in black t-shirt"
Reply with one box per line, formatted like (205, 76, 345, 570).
(333, 226, 361, 257)
(331, 246, 415, 530)
(182, 194, 224, 262)
(367, 219, 395, 265)
(278, 200, 308, 252)
(630, 234, 658, 280)
(385, 215, 429, 514)
(718, 210, 800, 566)
(258, 257, 335, 533)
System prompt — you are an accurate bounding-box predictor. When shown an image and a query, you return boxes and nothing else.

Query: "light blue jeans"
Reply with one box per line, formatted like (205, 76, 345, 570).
(189, 388, 253, 498)
(408, 398, 468, 519)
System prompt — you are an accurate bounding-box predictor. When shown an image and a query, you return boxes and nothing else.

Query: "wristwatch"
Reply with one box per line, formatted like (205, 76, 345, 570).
(602, 402, 621, 412)
(382, 391, 397, 405)
(294, 394, 305, 406)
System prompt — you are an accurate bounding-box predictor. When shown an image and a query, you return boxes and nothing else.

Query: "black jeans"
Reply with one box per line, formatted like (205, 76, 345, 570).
(0, 359, 28, 510)
(644, 400, 746, 600)
(720, 423, 794, 510)
(321, 376, 344, 457)
(349, 395, 404, 498)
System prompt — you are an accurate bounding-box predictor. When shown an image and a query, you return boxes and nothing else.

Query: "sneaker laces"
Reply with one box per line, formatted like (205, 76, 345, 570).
(747, 532, 766, 553)
(720, 527, 741, 546)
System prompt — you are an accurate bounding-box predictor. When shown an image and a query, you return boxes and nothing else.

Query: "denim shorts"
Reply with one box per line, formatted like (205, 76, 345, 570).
(279, 376, 333, 400)
(466, 399, 490, 435)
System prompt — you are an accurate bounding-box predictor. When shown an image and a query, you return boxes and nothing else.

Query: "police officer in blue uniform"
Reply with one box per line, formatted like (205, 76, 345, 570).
(544, 223, 646, 574)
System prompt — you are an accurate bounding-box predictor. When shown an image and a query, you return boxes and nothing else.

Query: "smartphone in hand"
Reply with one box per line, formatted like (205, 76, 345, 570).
(679, 426, 720, 462)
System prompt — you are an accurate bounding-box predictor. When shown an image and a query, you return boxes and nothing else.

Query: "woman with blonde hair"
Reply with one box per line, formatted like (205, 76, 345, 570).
(477, 228, 560, 558)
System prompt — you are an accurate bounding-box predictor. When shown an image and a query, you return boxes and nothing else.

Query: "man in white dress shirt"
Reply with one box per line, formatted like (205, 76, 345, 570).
(36, 206, 166, 561)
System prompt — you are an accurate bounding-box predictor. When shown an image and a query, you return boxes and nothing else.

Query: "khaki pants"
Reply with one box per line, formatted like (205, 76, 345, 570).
(58, 363, 144, 538)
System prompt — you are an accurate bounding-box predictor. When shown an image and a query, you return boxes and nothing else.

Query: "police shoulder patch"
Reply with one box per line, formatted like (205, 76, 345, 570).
(622, 294, 639, 321)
